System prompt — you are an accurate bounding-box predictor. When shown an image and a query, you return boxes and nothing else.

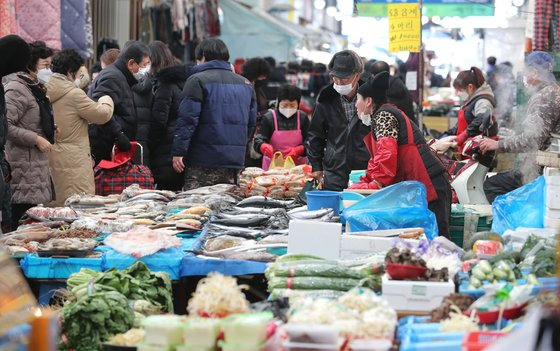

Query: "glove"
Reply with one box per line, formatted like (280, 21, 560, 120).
(260, 143, 274, 158)
(286, 145, 305, 158)
(348, 181, 380, 190)
(115, 132, 131, 152)
(456, 131, 469, 146)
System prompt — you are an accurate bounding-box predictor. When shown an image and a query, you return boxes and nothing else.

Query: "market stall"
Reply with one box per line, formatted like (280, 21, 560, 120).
(1, 163, 559, 351)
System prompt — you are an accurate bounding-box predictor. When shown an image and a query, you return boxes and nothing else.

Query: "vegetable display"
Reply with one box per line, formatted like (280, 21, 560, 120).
(429, 294, 476, 322)
(467, 259, 523, 289)
(59, 291, 135, 351)
(187, 272, 250, 317)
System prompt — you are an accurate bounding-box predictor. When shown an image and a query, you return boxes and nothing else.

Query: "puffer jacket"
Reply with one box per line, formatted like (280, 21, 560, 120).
(132, 76, 153, 165)
(46, 73, 114, 206)
(306, 83, 371, 191)
(150, 64, 192, 191)
(88, 59, 138, 163)
(4, 74, 54, 204)
(172, 60, 257, 169)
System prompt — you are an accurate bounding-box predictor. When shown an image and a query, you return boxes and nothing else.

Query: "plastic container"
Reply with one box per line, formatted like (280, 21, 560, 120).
(21, 254, 103, 279)
(182, 318, 220, 348)
(381, 275, 455, 312)
(142, 315, 183, 347)
(502, 302, 528, 320)
(282, 341, 339, 351)
(306, 191, 341, 214)
(217, 340, 264, 351)
(386, 263, 428, 280)
(464, 309, 499, 325)
(348, 339, 392, 351)
(462, 331, 506, 351)
(284, 324, 339, 345)
(221, 313, 272, 345)
(399, 339, 463, 351)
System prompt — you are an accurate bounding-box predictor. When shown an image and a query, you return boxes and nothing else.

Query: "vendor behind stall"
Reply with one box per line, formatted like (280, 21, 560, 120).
(348, 72, 452, 237)
(254, 85, 309, 170)
(453, 67, 498, 152)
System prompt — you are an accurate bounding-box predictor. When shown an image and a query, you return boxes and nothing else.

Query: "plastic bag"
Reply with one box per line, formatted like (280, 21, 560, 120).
(491, 176, 545, 234)
(270, 152, 295, 169)
(268, 276, 364, 291)
(343, 181, 438, 239)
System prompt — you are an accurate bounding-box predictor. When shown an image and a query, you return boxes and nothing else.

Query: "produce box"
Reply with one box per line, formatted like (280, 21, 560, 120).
(381, 274, 455, 312)
(21, 254, 104, 279)
(102, 248, 183, 280)
(450, 205, 493, 249)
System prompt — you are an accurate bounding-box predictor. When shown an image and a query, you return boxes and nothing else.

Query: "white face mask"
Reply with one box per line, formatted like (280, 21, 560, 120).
(74, 78, 81, 87)
(37, 68, 53, 84)
(139, 64, 151, 75)
(358, 112, 372, 126)
(279, 108, 297, 118)
(458, 91, 469, 101)
(333, 82, 354, 96)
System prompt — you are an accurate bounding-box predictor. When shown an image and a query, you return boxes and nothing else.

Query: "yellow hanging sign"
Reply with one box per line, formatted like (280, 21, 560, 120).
(388, 3, 421, 53)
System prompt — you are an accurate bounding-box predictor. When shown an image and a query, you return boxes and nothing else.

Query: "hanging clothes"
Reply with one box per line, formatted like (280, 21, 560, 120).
(16, 0, 62, 49)
(0, 0, 18, 38)
(85, 0, 94, 58)
(533, 0, 560, 51)
(151, 4, 173, 43)
(61, 0, 88, 58)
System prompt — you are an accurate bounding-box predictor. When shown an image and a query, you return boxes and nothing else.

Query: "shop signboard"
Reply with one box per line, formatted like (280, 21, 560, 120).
(357, 0, 494, 17)
(388, 3, 421, 52)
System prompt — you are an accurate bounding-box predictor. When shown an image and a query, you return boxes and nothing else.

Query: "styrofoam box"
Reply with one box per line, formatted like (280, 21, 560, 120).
(546, 184, 560, 209)
(340, 235, 418, 259)
(544, 167, 560, 183)
(381, 274, 454, 312)
(546, 207, 560, 219)
(545, 215, 560, 230)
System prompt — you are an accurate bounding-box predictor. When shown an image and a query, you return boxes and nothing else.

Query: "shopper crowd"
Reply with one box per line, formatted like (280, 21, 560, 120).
(0, 33, 559, 238)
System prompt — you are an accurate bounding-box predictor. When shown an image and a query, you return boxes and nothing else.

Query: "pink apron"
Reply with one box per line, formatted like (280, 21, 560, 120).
(262, 110, 307, 170)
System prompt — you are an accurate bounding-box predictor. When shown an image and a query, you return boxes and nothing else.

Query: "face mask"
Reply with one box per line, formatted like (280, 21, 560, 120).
(37, 68, 53, 84)
(279, 108, 297, 118)
(358, 112, 372, 126)
(139, 65, 151, 75)
(334, 82, 354, 96)
(458, 91, 469, 101)
(74, 78, 81, 87)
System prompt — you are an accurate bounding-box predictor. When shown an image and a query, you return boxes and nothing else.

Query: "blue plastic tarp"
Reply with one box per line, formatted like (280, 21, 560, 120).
(103, 247, 184, 280)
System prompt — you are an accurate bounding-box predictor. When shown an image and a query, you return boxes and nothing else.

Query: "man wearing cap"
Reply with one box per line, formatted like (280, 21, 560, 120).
(480, 51, 560, 202)
(307, 50, 370, 191)
(348, 72, 451, 237)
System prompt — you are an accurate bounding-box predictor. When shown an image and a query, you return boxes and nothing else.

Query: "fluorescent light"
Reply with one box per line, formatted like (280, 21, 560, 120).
(326, 6, 337, 17)
(314, 0, 326, 10)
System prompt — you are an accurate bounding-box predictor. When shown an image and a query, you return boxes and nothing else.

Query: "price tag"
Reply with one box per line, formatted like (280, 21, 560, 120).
(388, 3, 421, 53)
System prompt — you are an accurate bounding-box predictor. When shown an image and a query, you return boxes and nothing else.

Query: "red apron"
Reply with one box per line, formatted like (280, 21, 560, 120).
(262, 110, 307, 170)
(363, 112, 439, 202)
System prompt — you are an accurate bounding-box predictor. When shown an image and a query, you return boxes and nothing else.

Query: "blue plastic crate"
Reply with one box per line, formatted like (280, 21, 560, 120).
(21, 254, 104, 279)
(400, 339, 463, 351)
(103, 248, 183, 280)
(459, 277, 560, 298)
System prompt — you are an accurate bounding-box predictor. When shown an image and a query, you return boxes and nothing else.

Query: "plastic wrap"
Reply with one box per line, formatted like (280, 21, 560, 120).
(268, 276, 364, 291)
(491, 176, 545, 234)
(343, 181, 439, 239)
(267, 263, 376, 280)
(71, 218, 134, 233)
(269, 289, 345, 300)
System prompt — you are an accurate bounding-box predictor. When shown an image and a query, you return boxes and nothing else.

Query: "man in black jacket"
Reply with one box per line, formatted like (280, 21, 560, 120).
(307, 50, 370, 191)
(88, 41, 151, 164)
(369, 60, 417, 125)
(0, 35, 30, 232)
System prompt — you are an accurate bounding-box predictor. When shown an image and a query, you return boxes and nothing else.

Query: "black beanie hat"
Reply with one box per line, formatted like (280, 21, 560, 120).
(0, 35, 31, 77)
(358, 71, 390, 102)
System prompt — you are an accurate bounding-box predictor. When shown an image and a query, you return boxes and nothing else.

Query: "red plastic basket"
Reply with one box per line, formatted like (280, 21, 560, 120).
(462, 331, 506, 351)
(386, 263, 427, 280)
(464, 309, 499, 324)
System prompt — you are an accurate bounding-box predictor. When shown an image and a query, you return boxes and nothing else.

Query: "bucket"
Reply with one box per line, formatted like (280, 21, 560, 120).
(306, 191, 342, 214)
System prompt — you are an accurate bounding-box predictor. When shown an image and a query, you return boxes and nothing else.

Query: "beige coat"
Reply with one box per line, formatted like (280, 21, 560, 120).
(4, 75, 54, 204)
(46, 73, 114, 206)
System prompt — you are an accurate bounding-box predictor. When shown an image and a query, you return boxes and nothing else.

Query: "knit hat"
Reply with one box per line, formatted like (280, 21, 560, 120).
(358, 71, 390, 102)
(0, 35, 30, 77)
(328, 50, 363, 78)
(525, 51, 556, 82)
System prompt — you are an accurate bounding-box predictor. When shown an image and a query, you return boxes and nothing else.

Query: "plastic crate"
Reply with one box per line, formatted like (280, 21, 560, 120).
(462, 331, 506, 351)
(102, 248, 183, 280)
(400, 339, 462, 351)
(21, 254, 104, 279)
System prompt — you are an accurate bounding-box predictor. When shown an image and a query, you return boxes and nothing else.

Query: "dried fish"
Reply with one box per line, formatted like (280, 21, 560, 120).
(189, 249, 278, 262)
(212, 214, 270, 228)
(236, 196, 292, 209)
(289, 208, 334, 220)
(203, 235, 253, 252)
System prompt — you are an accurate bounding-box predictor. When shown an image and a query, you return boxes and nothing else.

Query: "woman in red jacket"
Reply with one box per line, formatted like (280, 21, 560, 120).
(349, 72, 452, 237)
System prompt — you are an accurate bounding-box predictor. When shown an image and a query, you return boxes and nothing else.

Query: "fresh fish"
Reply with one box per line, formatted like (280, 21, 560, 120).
(236, 196, 290, 209)
(287, 206, 308, 215)
(258, 235, 288, 244)
(203, 235, 253, 252)
(124, 193, 172, 203)
(212, 215, 270, 227)
(289, 208, 334, 220)
(229, 207, 286, 215)
(189, 249, 278, 262)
